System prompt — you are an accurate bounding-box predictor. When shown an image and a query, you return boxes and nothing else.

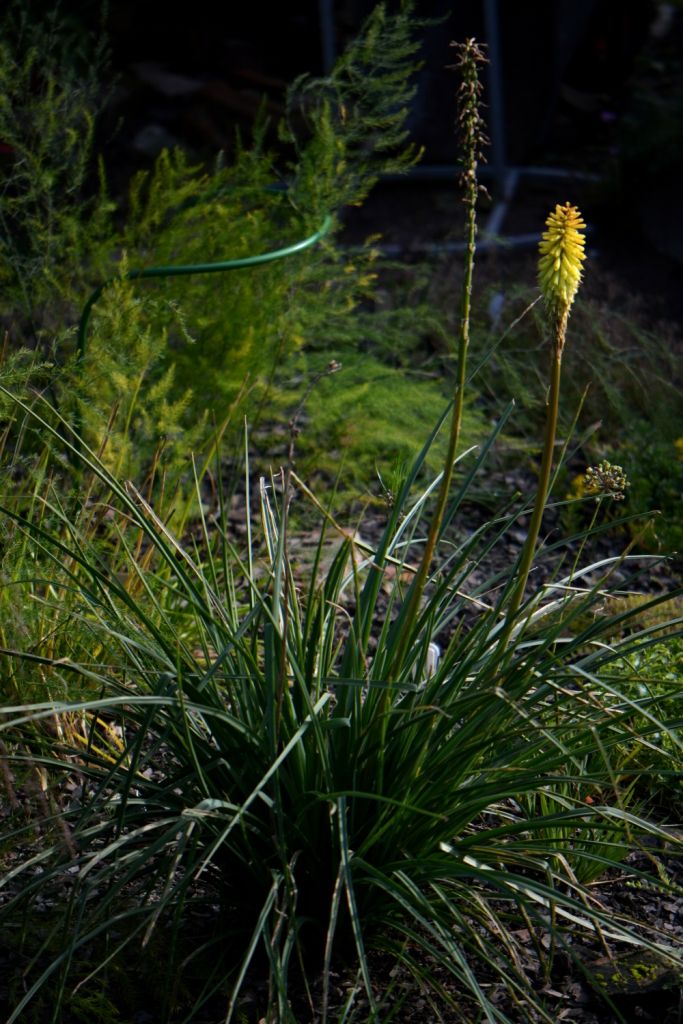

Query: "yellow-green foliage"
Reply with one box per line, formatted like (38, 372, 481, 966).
(109, 147, 382, 419)
(598, 594, 683, 639)
(1, 3, 434, 490)
(283, 1, 422, 215)
(0, 470, 94, 709)
(81, 266, 206, 478)
(606, 633, 683, 812)
(261, 349, 483, 498)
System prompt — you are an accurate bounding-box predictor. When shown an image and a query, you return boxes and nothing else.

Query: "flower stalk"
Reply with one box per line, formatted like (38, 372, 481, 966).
(499, 203, 586, 648)
(387, 38, 488, 681)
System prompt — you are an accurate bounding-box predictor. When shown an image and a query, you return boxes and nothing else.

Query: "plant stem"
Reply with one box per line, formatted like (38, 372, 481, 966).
(498, 320, 564, 651)
(387, 189, 476, 680)
(384, 37, 487, 685)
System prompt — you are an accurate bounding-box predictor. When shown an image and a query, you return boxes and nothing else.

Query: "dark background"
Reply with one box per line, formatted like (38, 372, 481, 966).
(18, 1, 683, 316)
(31, 0, 673, 165)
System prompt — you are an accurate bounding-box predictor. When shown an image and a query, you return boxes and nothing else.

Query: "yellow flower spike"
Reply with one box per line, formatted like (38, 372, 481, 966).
(498, 202, 586, 651)
(538, 202, 586, 313)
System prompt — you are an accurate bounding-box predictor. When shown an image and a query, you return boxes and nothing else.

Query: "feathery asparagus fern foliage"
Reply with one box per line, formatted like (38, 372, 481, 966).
(0, 2, 432, 487)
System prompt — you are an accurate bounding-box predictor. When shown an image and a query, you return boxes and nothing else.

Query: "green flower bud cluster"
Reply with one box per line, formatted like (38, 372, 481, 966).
(585, 460, 629, 501)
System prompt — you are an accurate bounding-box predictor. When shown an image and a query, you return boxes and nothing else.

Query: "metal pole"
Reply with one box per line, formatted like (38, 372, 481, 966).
(319, 0, 336, 74)
(483, 0, 507, 196)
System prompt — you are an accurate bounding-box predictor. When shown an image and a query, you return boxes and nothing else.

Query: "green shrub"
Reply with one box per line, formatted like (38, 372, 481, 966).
(622, 434, 683, 553)
(603, 615, 683, 814)
(0, 2, 112, 328)
(2, 2, 452, 491)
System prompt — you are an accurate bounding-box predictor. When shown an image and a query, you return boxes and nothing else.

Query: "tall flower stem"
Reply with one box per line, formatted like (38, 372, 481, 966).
(386, 39, 487, 682)
(498, 203, 586, 653)
(498, 323, 563, 646)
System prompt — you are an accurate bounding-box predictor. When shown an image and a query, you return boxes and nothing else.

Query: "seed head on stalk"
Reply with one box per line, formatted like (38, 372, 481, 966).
(384, 39, 489, 688)
(451, 38, 489, 205)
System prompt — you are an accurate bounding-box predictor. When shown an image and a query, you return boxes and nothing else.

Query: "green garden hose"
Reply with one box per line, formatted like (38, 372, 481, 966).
(76, 212, 334, 362)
